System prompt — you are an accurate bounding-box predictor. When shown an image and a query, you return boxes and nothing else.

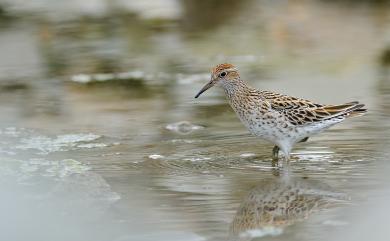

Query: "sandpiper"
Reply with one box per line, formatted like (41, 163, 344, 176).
(195, 63, 366, 160)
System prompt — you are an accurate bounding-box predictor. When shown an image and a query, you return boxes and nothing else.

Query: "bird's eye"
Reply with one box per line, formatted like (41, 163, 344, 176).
(219, 72, 227, 77)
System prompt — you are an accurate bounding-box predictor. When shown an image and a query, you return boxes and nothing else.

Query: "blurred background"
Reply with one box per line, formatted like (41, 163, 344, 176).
(0, 0, 389, 240)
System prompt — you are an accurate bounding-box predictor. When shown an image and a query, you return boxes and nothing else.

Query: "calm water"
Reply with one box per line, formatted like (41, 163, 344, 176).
(0, 1, 390, 241)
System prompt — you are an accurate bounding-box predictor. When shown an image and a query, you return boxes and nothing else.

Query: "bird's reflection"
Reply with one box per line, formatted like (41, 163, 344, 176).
(229, 170, 348, 241)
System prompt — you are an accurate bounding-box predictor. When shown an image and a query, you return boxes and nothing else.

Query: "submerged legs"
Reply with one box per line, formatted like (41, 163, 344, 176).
(273, 137, 308, 160)
(271, 145, 292, 178)
(272, 145, 291, 161)
(272, 145, 279, 160)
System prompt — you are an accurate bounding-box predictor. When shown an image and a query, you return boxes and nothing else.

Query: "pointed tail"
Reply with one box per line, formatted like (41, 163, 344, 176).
(323, 101, 367, 118)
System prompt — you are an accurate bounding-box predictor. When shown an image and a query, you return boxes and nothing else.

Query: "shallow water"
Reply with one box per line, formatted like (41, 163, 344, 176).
(1, 1, 390, 241)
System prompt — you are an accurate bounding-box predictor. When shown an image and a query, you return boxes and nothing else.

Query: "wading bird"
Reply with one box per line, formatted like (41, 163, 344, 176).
(195, 63, 366, 160)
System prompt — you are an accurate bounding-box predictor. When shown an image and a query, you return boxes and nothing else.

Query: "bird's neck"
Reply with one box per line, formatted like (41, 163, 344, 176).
(221, 78, 250, 99)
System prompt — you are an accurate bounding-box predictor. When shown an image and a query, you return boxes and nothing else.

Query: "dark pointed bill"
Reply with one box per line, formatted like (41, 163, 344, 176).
(194, 80, 215, 98)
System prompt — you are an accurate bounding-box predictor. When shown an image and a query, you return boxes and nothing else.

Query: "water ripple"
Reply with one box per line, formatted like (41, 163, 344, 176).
(165, 121, 204, 134)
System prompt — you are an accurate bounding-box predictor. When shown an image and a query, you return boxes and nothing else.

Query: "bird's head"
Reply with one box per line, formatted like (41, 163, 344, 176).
(195, 63, 240, 98)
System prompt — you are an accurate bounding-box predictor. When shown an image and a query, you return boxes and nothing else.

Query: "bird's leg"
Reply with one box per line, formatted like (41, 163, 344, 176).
(271, 158, 280, 176)
(299, 137, 309, 143)
(272, 145, 279, 160)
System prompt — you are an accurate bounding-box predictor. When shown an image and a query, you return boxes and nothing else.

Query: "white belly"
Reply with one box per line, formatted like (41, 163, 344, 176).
(237, 111, 302, 143)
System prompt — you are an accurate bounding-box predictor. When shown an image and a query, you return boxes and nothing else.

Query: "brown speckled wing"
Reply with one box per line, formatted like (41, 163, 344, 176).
(261, 91, 366, 126)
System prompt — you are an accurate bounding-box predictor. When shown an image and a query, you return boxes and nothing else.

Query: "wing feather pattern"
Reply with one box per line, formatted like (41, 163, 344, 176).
(260, 91, 367, 126)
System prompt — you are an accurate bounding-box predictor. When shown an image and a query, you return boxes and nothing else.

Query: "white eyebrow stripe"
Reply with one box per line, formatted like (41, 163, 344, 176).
(224, 68, 237, 72)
